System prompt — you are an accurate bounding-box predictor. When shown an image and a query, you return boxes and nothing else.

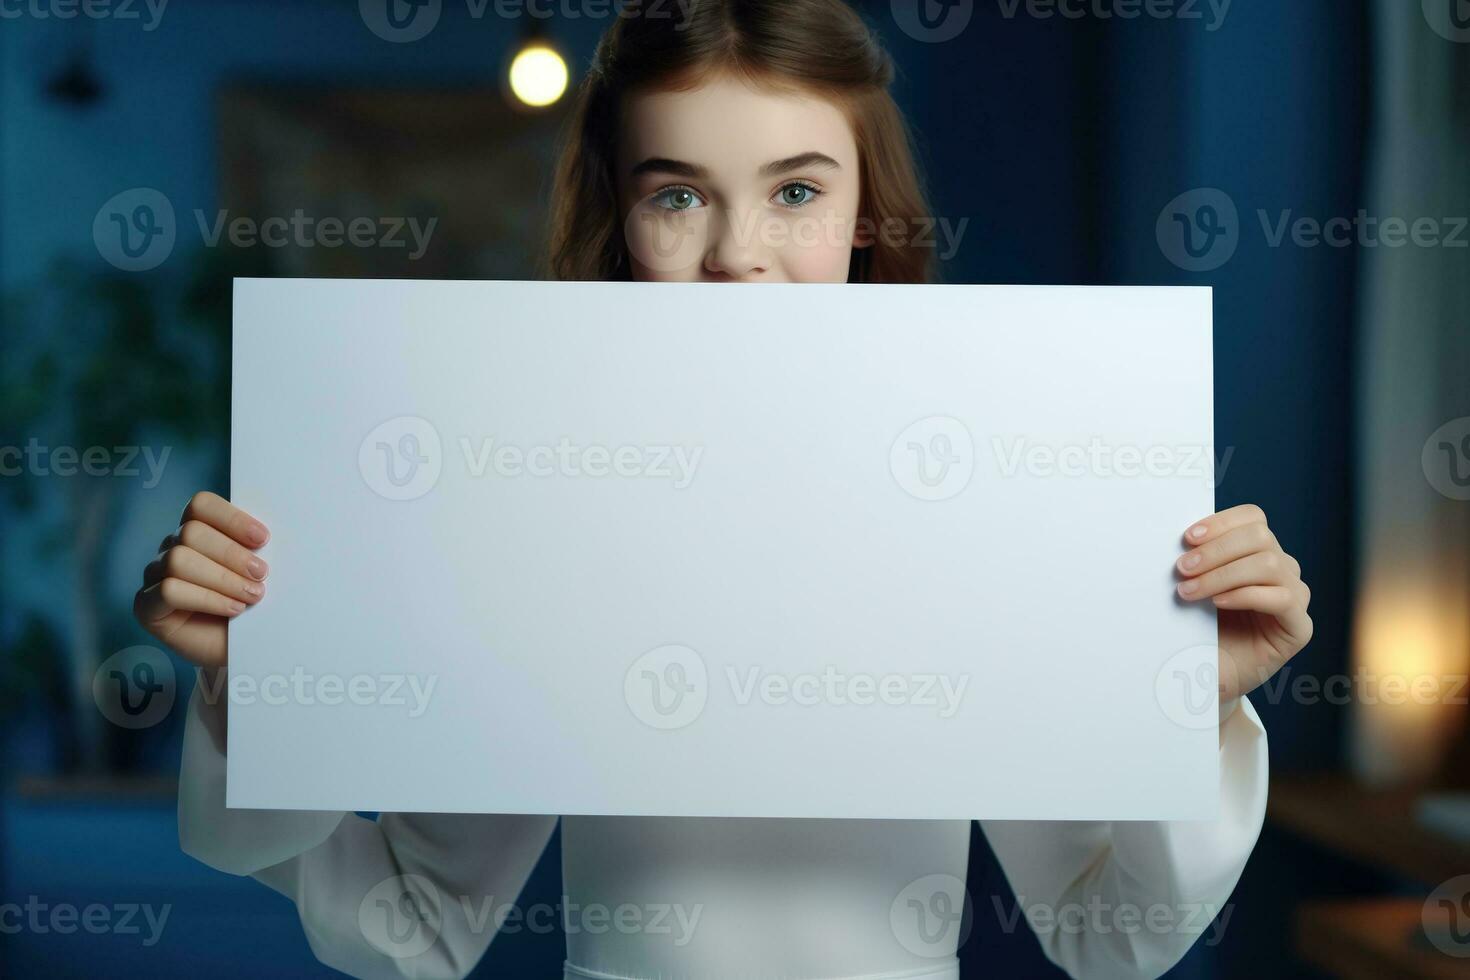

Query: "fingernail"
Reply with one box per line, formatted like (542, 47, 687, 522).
(243, 582, 264, 598)
(1177, 580, 1199, 597)
(1178, 553, 1202, 572)
(227, 600, 246, 614)
(247, 557, 268, 579)
(246, 522, 269, 546)
(1188, 524, 1208, 541)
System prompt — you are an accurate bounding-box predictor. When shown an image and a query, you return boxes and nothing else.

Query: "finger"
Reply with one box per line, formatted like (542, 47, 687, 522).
(1178, 522, 1280, 577)
(151, 577, 248, 620)
(1213, 585, 1314, 640)
(132, 588, 229, 668)
(1177, 550, 1293, 600)
(180, 491, 269, 548)
(1183, 503, 1267, 546)
(178, 519, 269, 581)
(133, 581, 177, 625)
(151, 546, 264, 605)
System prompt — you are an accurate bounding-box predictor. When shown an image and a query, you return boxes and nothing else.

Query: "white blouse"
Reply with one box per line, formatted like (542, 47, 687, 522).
(178, 677, 1267, 980)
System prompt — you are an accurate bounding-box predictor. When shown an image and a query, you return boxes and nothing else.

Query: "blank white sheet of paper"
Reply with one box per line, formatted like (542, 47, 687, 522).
(227, 278, 1220, 821)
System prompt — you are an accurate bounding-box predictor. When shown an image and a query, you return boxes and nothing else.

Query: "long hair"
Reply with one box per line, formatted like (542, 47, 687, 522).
(546, 0, 935, 283)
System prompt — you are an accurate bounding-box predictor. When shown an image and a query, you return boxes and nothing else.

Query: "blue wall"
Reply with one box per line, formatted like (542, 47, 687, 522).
(2, 2, 1368, 977)
(1, 1, 611, 288)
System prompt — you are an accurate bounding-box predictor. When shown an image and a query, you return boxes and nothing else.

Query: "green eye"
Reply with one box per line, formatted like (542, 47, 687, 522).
(653, 187, 703, 211)
(776, 182, 820, 208)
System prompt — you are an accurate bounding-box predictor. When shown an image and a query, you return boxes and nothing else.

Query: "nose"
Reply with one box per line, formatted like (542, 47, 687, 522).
(703, 208, 771, 280)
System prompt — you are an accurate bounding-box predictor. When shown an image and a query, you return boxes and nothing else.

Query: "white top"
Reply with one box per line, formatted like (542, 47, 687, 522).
(178, 678, 1268, 980)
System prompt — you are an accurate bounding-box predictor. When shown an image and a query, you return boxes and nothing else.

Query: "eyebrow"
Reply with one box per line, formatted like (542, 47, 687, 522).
(629, 157, 709, 180)
(759, 152, 842, 177)
(628, 151, 842, 180)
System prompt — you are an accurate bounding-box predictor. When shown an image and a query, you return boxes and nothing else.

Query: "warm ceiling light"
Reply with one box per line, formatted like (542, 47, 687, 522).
(508, 44, 568, 109)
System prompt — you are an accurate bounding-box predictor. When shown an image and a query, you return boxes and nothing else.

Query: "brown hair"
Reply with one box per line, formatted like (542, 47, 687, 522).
(546, 0, 935, 283)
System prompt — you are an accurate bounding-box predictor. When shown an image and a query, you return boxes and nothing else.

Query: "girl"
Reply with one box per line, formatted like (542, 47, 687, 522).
(134, 2, 1312, 977)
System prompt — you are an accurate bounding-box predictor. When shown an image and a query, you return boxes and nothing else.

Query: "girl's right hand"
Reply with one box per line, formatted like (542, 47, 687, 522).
(133, 491, 271, 669)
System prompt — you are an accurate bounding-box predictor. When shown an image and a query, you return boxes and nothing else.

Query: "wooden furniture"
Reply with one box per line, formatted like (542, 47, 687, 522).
(1269, 773, 1470, 884)
(1296, 900, 1470, 980)
(1269, 774, 1470, 978)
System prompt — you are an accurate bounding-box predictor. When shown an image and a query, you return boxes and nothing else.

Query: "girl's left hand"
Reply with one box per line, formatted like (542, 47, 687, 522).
(1174, 504, 1313, 704)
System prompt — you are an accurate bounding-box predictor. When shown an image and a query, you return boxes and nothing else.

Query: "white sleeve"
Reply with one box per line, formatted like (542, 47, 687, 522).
(977, 696, 1268, 980)
(177, 673, 559, 980)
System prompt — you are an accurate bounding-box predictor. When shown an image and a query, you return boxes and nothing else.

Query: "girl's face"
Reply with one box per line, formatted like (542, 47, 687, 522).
(617, 73, 868, 283)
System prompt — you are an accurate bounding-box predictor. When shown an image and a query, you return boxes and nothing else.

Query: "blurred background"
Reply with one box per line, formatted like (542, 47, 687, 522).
(1, 0, 1468, 977)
